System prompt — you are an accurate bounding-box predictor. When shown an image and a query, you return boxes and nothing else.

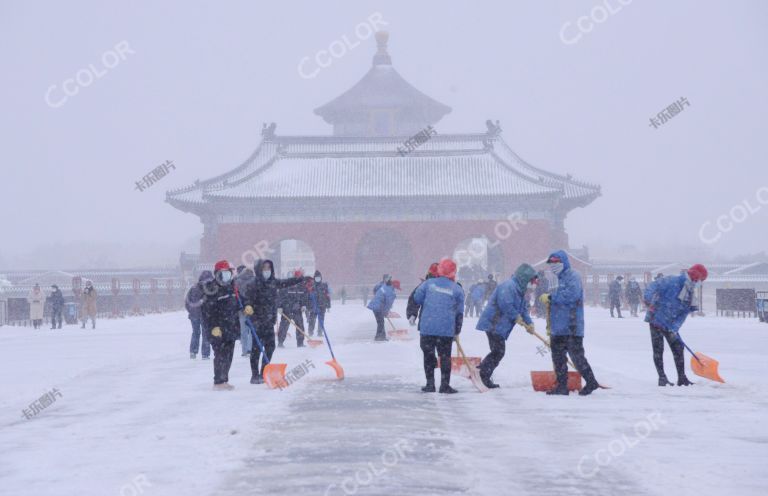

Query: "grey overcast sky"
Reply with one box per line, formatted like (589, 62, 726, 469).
(1, 0, 766, 268)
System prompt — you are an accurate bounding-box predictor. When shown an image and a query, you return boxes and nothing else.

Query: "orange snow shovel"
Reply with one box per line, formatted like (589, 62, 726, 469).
(386, 316, 410, 340)
(387, 311, 401, 319)
(680, 338, 725, 383)
(235, 291, 287, 389)
(454, 336, 489, 393)
(529, 328, 582, 392)
(280, 311, 323, 348)
(437, 355, 482, 379)
(310, 293, 344, 380)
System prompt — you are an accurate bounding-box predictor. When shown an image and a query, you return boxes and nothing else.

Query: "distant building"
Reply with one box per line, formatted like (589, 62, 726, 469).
(167, 32, 601, 286)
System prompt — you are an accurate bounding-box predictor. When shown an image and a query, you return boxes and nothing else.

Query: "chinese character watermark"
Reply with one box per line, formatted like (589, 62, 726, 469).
(649, 97, 691, 129)
(21, 388, 62, 420)
(536, 345, 549, 357)
(135, 160, 176, 192)
(397, 125, 437, 157)
(278, 359, 316, 390)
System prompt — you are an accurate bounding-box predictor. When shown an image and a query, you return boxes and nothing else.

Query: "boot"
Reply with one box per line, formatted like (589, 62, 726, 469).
(250, 375, 263, 385)
(677, 376, 694, 386)
(277, 342, 284, 348)
(658, 376, 673, 387)
(546, 387, 569, 396)
(421, 380, 436, 393)
(439, 384, 458, 394)
(480, 372, 500, 389)
(81, 322, 85, 329)
(374, 335, 389, 342)
(190, 353, 196, 359)
(579, 381, 600, 396)
(212, 383, 234, 391)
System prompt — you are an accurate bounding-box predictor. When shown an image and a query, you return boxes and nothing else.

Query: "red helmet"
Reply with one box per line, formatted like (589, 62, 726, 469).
(391, 279, 401, 290)
(214, 260, 231, 272)
(437, 258, 457, 281)
(294, 268, 304, 278)
(688, 264, 708, 282)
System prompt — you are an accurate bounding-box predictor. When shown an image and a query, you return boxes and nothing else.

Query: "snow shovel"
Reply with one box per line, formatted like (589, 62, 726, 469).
(454, 336, 489, 393)
(279, 311, 323, 348)
(437, 355, 482, 379)
(386, 316, 410, 339)
(528, 328, 582, 392)
(679, 336, 725, 383)
(387, 311, 401, 318)
(311, 293, 344, 380)
(235, 291, 287, 389)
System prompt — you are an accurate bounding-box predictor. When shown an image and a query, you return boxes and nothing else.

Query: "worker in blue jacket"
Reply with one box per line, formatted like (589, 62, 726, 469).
(539, 250, 601, 396)
(413, 258, 465, 394)
(367, 276, 399, 341)
(643, 264, 708, 386)
(476, 264, 538, 389)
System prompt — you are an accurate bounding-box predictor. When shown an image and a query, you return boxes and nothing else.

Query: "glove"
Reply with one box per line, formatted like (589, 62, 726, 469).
(524, 323, 535, 335)
(244, 305, 254, 316)
(211, 327, 222, 338)
(277, 307, 283, 315)
(538, 294, 551, 305)
(408, 316, 416, 326)
(690, 306, 699, 313)
(515, 316, 525, 326)
(301, 306, 307, 312)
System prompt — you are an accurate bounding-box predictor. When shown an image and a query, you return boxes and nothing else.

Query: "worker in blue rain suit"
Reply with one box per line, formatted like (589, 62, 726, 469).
(367, 277, 399, 341)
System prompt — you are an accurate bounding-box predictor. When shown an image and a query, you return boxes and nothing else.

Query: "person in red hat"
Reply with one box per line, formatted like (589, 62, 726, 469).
(201, 260, 240, 390)
(413, 258, 465, 393)
(643, 264, 708, 386)
(367, 274, 398, 341)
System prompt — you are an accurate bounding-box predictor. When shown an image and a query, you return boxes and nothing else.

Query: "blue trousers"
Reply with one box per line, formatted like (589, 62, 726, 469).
(189, 317, 210, 357)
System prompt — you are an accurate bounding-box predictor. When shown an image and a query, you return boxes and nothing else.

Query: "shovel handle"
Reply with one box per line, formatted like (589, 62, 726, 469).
(280, 311, 313, 341)
(310, 292, 337, 361)
(234, 291, 269, 365)
(385, 316, 398, 331)
(531, 329, 576, 370)
(679, 336, 704, 365)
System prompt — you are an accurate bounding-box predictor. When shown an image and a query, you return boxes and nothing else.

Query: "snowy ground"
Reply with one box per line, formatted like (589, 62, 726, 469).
(1, 301, 767, 496)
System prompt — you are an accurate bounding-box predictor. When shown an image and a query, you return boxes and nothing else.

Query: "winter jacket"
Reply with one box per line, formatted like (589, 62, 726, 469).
(201, 279, 240, 343)
(485, 278, 498, 299)
(626, 281, 642, 304)
(245, 259, 304, 328)
(470, 283, 486, 304)
(27, 289, 45, 320)
(48, 288, 65, 310)
(413, 277, 464, 337)
(278, 278, 309, 312)
(476, 266, 536, 340)
(185, 271, 212, 321)
(81, 286, 97, 318)
(309, 271, 332, 310)
(234, 268, 255, 299)
(548, 250, 585, 337)
(608, 279, 623, 302)
(644, 274, 697, 332)
(368, 284, 396, 314)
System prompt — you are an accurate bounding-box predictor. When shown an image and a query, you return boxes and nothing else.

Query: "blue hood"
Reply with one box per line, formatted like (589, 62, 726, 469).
(548, 250, 571, 273)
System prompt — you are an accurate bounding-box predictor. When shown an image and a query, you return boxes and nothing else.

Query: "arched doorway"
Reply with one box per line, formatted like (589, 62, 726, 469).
(268, 239, 316, 277)
(453, 237, 504, 285)
(355, 229, 414, 285)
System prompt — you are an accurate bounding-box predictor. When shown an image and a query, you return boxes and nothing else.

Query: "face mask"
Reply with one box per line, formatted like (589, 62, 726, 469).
(262, 270, 272, 279)
(219, 270, 232, 283)
(315, 277, 321, 283)
(550, 263, 565, 275)
(527, 282, 538, 291)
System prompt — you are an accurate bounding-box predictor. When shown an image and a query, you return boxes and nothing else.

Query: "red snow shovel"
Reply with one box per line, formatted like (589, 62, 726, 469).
(386, 316, 410, 340)
(387, 311, 401, 319)
(455, 336, 489, 393)
(437, 356, 482, 379)
(280, 311, 323, 348)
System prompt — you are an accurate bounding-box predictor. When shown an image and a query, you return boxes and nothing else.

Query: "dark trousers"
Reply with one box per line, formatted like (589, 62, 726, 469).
(373, 310, 386, 339)
(308, 307, 326, 335)
(629, 302, 640, 317)
(420, 335, 453, 386)
(189, 317, 210, 357)
(610, 299, 622, 317)
(51, 308, 63, 328)
(278, 308, 304, 346)
(211, 340, 235, 384)
(250, 323, 277, 377)
(479, 331, 506, 380)
(550, 335, 597, 390)
(649, 324, 685, 379)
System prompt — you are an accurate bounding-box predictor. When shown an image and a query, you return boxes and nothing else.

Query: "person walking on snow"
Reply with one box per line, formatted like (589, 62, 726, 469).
(468, 280, 486, 317)
(234, 265, 254, 356)
(539, 251, 601, 396)
(48, 284, 65, 329)
(277, 269, 310, 348)
(202, 260, 240, 390)
(243, 260, 305, 384)
(476, 264, 539, 389)
(407, 262, 439, 327)
(368, 275, 399, 341)
(307, 270, 331, 336)
(81, 281, 98, 329)
(643, 264, 708, 387)
(608, 275, 624, 318)
(413, 258, 465, 394)
(626, 277, 642, 317)
(185, 271, 212, 360)
(27, 283, 45, 329)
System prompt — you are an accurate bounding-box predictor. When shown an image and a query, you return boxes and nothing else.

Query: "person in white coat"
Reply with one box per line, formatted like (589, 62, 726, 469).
(27, 283, 45, 329)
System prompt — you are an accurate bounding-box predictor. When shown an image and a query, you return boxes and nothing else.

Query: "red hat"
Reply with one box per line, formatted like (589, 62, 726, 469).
(391, 279, 401, 290)
(294, 268, 304, 278)
(214, 260, 231, 272)
(437, 258, 457, 281)
(688, 264, 708, 282)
